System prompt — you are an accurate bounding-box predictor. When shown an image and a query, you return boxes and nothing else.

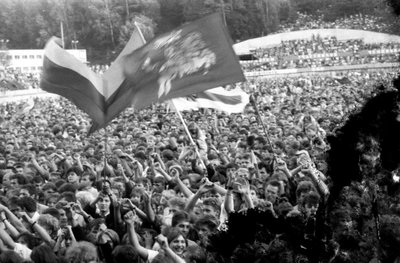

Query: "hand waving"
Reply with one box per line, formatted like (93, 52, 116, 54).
(124, 210, 136, 225)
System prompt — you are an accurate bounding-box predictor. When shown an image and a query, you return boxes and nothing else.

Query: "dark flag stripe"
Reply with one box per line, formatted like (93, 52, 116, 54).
(41, 56, 106, 124)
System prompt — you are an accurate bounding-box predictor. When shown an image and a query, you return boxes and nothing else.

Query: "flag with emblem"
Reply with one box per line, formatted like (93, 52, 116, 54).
(93, 12, 245, 133)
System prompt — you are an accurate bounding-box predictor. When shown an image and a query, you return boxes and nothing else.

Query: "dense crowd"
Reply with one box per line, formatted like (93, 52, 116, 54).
(241, 35, 400, 71)
(0, 68, 40, 92)
(239, 13, 400, 71)
(0, 62, 398, 263)
(277, 13, 393, 34)
(0, 12, 399, 262)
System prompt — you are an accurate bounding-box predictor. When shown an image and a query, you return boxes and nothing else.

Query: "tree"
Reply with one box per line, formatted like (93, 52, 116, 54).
(118, 14, 156, 50)
(158, 0, 186, 33)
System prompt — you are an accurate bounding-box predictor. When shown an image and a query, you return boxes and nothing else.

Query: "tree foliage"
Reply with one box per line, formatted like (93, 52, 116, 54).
(0, 0, 397, 63)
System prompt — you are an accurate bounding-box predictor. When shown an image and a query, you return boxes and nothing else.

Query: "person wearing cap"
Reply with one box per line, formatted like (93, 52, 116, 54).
(13, 162, 25, 176)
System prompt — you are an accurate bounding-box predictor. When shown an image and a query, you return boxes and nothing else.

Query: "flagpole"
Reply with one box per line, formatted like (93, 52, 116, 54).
(249, 95, 277, 162)
(171, 100, 208, 176)
(103, 130, 108, 181)
(134, 21, 146, 43)
(60, 21, 65, 49)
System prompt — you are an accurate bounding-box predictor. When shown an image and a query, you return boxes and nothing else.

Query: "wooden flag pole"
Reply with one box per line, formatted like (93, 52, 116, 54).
(171, 100, 208, 176)
(103, 129, 109, 181)
(249, 95, 277, 162)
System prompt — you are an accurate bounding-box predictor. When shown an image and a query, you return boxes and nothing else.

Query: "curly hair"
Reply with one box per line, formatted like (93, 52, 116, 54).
(65, 241, 98, 263)
(38, 214, 59, 235)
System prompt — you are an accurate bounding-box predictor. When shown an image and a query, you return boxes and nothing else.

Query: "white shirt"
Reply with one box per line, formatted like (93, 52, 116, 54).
(14, 242, 32, 261)
(147, 249, 159, 263)
(31, 211, 40, 222)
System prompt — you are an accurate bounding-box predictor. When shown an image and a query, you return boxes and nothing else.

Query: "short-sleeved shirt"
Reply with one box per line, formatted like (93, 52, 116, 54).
(147, 249, 159, 263)
(14, 242, 32, 261)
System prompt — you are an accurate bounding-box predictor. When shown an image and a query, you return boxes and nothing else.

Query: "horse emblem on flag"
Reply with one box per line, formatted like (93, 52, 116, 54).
(141, 29, 217, 98)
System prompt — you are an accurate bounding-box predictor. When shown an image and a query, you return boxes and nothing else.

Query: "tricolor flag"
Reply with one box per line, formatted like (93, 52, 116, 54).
(40, 38, 105, 125)
(171, 87, 249, 114)
(41, 13, 245, 134)
(40, 24, 146, 129)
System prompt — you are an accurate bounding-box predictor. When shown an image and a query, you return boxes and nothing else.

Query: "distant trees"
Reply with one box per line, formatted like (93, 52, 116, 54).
(0, 0, 398, 63)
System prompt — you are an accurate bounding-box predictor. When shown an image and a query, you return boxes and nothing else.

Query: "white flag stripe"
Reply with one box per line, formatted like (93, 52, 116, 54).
(171, 87, 249, 114)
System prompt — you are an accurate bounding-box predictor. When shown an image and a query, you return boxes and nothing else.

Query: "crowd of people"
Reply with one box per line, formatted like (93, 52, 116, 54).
(1, 12, 399, 92)
(0, 11, 399, 263)
(0, 62, 398, 263)
(241, 35, 400, 71)
(0, 68, 40, 92)
(277, 13, 393, 34)
(239, 13, 400, 71)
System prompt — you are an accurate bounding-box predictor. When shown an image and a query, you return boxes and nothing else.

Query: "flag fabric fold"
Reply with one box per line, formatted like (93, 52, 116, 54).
(95, 12, 245, 132)
(41, 13, 245, 134)
(171, 87, 249, 114)
(40, 38, 105, 125)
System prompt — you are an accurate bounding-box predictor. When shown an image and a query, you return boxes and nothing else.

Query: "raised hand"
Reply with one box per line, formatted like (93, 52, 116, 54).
(122, 198, 136, 209)
(275, 158, 288, 171)
(155, 234, 168, 249)
(154, 162, 163, 171)
(200, 177, 214, 188)
(124, 210, 136, 225)
(236, 179, 250, 195)
(72, 203, 84, 215)
(142, 190, 153, 204)
(170, 167, 180, 181)
(19, 211, 33, 225)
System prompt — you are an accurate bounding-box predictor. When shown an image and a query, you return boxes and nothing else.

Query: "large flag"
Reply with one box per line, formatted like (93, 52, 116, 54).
(40, 38, 106, 125)
(41, 13, 245, 134)
(91, 13, 245, 132)
(40, 24, 146, 128)
(171, 87, 249, 114)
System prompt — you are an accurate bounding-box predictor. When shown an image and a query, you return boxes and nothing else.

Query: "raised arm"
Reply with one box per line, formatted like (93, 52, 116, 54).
(119, 157, 133, 178)
(236, 180, 254, 210)
(224, 173, 235, 213)
(185, 182, 212, 213)
(0, 213, 19, 240)
(30, 153, 48, 177)
(0, 204, 27, 233)
(155, 235, 186, 263)
(0, 224, 15, 250)
(170, 169, 194, 199)
(72, 153, 84, 172)
(141, 191, 156, 223)
(124, 211, 152, 261)
(20, 212, 56, 248)
(302, 165, 329, 197)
